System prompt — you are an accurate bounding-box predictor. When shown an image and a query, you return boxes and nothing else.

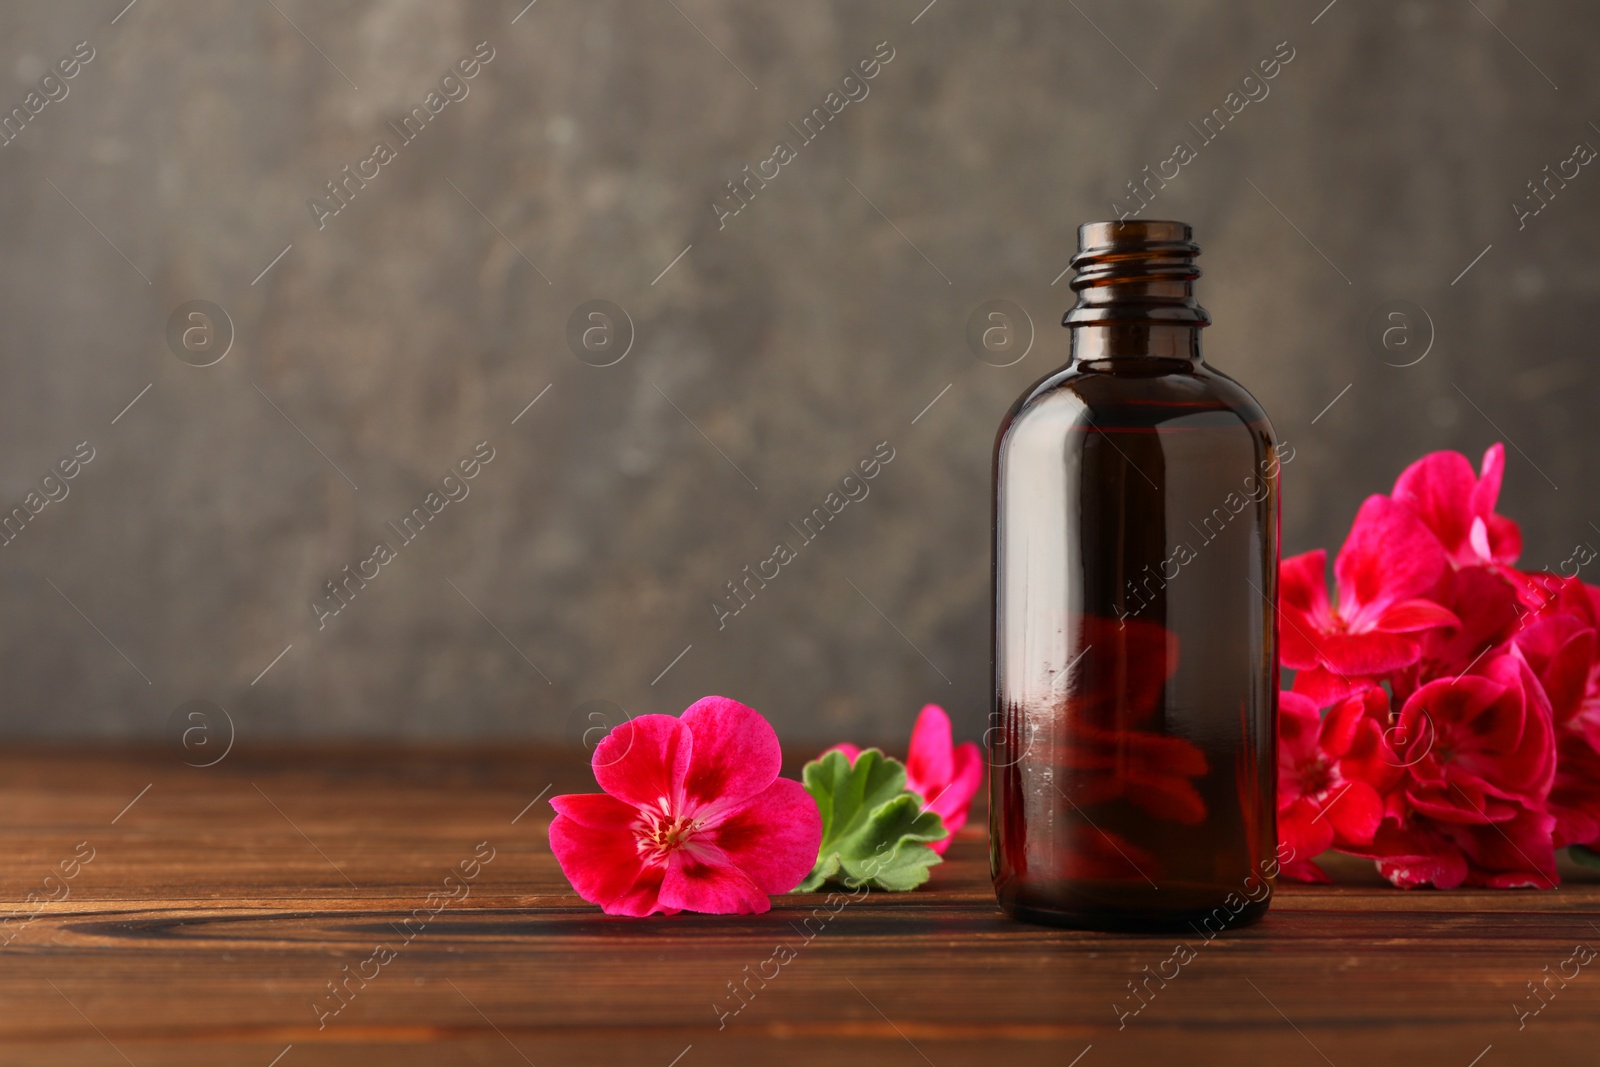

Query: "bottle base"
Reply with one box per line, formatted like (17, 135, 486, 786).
(997, 893, 1270, 934)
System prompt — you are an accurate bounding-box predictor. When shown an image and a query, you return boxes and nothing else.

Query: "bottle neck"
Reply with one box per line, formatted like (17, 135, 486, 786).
(1070, 323, 1202, 364)
(1062, 221, 1209, 366)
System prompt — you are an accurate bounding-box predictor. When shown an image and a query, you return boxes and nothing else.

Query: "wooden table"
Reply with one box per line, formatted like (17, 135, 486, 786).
(1, 746, 1596, 1066)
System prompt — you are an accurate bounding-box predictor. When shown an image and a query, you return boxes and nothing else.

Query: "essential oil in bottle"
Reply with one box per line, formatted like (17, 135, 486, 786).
(990, 220, 1282, 932)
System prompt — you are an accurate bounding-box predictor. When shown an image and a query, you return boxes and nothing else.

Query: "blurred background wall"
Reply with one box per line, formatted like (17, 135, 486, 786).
(0, 0, 1594, 745)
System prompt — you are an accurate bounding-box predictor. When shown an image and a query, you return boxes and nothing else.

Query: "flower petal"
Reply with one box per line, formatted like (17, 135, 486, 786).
(659, 847, 771, 915)
(1279, 551, 1332, 669)
(1371, 598, 1459, 633)
(904, 704, 955, 798)
(1392, 448, 1478, 557)
(1468, 516, 1493, 562)
(592, 714, 692, 812)
(549, 792, 639, 829)
(1318, 692, 1368, 758)
(1317, 630, 1423, 676)
(1421, 565, 1521, 673)
(1337, 691, 1405, 795)
(1448, 807, 1558, 888)
(823, 743, 863, 764)
(1279, 798, 1334, 861)
(1550, 733, 1600, 849)
(1356, 820, 1469, 890)
(548, 811, 672, 917)
(1485, 514, 1523, 565)
(927, 742, 984, 855)
(679, 696, 784, 812)
(1336, 495, 1448, 617)
(1513, 614, 1595, 725)
(1378, 847, 1468, 890)
(933, 741, 984, 821)
(1483, 652, 1557, 801)
(1290, 666, 1371, 706)
(1325, 779, 1383, 846)
(1278, 690, 1324, 771)
(1469, 443, 1505, 524)
(702, 776, 822, 894)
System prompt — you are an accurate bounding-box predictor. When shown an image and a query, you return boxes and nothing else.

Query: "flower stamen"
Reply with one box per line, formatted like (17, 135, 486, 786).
(635, 806, 702, 865)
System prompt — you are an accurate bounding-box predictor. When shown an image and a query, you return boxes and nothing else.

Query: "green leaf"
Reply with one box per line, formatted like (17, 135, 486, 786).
(794, 748, 947, 893)
(1570, 844, 1600, 872)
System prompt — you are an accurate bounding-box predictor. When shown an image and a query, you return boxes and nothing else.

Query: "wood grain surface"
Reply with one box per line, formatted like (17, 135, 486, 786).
(1, 746, 1596, 1066)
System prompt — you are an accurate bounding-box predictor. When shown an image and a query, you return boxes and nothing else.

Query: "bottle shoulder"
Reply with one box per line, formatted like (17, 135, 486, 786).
(999, 359, 1275, 442)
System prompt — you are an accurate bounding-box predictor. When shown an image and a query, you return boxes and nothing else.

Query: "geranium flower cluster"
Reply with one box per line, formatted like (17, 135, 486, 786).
(1279, 443, 1600, 888)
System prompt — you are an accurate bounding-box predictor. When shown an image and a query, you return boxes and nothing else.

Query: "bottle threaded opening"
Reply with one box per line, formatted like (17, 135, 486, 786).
(1063, 220, 1210, 328)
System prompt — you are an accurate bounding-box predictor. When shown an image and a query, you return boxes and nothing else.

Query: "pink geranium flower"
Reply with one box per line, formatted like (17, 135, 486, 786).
(1351, 652, 1559, 889)
(1512, 576, 1600, 847)
(1360, 807, 1558, 890)
(1391, 443, 1521, 568)
(1398, 653, 1556, 823)
(1281, 495, 1459, 699)
(827, 704, 982, 856)
(548, 696, 821, 916)
(1277, 687, 1397, 879)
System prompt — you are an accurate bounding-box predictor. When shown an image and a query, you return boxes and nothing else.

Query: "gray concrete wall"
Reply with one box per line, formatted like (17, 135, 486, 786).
(0, 0, 1593, 745)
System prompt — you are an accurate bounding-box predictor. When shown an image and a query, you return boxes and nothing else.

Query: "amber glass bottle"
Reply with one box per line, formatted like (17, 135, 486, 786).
(990, 221, 1280, 932)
